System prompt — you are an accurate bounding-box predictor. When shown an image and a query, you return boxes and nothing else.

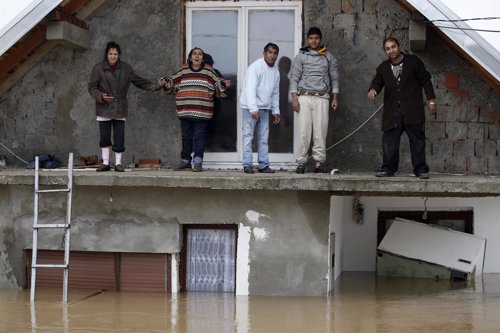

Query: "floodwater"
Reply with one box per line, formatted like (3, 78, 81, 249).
(1, 272, 500, 333)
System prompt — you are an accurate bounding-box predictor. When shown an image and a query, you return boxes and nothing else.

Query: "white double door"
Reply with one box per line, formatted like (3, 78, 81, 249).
(185, 1, 302, 168)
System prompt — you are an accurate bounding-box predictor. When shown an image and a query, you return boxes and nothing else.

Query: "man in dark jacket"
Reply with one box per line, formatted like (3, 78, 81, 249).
(368, 37, 436, 179)
(88, 41, 163, 172)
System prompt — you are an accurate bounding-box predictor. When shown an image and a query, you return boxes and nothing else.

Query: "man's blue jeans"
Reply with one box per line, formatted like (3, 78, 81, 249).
(180, 118, 208, 165)
(242, 108, 270, 169)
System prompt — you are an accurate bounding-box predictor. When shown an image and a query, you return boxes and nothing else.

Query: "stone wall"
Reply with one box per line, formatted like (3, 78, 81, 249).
(0, 0, 497, 174)
(0, 0, 181, 169)
(303, 0, 499, 174)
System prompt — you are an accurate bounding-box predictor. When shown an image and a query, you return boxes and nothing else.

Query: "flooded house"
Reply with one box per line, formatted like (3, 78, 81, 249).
(0, 0, 498, 300)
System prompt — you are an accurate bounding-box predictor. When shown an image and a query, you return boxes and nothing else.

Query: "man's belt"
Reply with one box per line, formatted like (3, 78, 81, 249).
(299, 90, 329, 97)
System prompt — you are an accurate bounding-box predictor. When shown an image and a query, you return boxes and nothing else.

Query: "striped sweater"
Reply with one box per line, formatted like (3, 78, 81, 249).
(166, 64, 225, 120)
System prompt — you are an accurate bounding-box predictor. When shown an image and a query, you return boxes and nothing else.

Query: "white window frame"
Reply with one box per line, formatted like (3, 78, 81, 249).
(185, 1, 303, 169)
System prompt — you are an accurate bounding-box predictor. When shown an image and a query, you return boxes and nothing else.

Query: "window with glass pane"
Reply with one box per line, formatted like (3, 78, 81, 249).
(248, 10, 295, 153)
(192, 10, 238, 153)
(187, 2, 302, 166)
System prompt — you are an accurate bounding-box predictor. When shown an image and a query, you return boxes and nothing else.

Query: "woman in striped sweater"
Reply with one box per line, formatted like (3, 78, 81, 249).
(163, 47, 231, 172)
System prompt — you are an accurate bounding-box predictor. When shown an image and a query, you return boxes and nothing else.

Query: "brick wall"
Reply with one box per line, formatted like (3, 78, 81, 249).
(428, 71, 499, 174)
(305, 0, 499, 175)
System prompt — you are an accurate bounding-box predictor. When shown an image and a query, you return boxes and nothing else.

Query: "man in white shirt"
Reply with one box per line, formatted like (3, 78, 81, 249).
(240, 43, 281, 174)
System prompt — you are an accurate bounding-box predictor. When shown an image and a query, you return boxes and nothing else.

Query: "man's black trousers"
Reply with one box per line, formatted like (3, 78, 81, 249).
(381, 112, 429, 175)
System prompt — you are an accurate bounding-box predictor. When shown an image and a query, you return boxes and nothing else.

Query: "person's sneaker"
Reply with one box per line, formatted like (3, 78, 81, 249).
(296, 165, 305, 174)
(114, 164, 125, 172)
(174, 162, 191, 171)
(258, 166, 275, 174)
(192, 164, 203, 172)
(416, 172, 429, 179)
(314, 164, 330, 174)
(96, 164, 111, 172)
(375, 170, 394, 177)
(243, 166, 254, 174)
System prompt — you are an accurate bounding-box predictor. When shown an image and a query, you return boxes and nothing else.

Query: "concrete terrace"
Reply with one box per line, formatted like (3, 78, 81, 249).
(1, 168, 498, 197)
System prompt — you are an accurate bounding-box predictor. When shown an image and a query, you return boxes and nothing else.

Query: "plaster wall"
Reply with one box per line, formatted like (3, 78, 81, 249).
(0, 185, 331, 295)
(329, 195, 347, 290)
(0, 0, 497, 174)
(342, 196, 500, 273)
(0, 186, 19, 288)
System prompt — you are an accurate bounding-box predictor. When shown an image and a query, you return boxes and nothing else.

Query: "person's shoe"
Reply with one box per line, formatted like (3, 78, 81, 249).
(375, 170, 394, 177)
(96, 164, 111, 172)
(314, 164, 330, 174)
(296, 165, 305, 174)
(243, 166, 254, 174)
(114, 164, 125, 172)
(416, 172, 429, 179)
(174, 162, 191, 171)
(258, 166, 275, 174)
(192, 164, 203, 172)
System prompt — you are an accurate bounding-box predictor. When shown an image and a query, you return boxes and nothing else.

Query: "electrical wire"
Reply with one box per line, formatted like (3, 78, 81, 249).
(0, 142, 28, 164)
(2, 104, 385, 167)
(417, 16, 500, 33)
(424, 17, 500, 23)
(431, 26, 500, 33)
(305, 103, 383, 169)
(326, 103, 384, 152)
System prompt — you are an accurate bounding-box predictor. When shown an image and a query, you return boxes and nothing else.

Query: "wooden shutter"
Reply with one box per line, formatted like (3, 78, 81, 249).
(26, 250, 116, 290)
(26, 250, 170, 292)
(119, 253, 167, 292)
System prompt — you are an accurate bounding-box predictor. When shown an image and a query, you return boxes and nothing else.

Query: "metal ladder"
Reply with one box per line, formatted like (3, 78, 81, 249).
(30, 153, 74, 303)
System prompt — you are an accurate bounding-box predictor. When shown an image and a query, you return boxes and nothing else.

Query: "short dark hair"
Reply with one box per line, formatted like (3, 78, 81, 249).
(204, 53, 214, 66)
(307, 27, 322, 38)
(104, 41, 121, 59)
(264, 42, 279, 53)
(383, 37, 400, 49)
(187, 47, 205, 65)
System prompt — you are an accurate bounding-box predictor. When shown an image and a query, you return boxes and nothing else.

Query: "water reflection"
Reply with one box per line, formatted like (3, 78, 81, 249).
(2, 273, 499, 333)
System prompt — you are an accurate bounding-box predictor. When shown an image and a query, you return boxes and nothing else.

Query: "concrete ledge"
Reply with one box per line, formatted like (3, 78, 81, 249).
(0, 169, 499, 197)
(410, 19, 426, 51)
(46, 21, 90, 49)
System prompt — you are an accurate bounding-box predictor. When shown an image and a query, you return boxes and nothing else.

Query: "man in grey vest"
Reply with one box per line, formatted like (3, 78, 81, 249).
(289, 27, 339, 174)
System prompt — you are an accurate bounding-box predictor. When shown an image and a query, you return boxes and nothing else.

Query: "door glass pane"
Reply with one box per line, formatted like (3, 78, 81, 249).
(192, 10, 238, 152)
(248, 10, 295, 153)
(186, 229, 236, 292)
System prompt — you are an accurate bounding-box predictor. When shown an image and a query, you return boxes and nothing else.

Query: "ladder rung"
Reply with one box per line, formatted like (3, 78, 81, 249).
(36, 189, 70, 193)
(31, 153, 74, 303)
(33, 264, 68, 268)
(34, 224, 69, 229)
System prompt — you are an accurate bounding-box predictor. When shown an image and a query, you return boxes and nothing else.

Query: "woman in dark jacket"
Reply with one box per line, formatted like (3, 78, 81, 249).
(88, 41, 163, 172)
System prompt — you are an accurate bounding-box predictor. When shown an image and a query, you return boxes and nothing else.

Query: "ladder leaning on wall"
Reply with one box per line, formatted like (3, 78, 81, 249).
(30, 153, 74, 303)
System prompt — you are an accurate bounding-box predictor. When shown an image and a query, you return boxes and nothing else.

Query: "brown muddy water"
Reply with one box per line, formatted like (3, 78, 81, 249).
(1, 272, 500, 333)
